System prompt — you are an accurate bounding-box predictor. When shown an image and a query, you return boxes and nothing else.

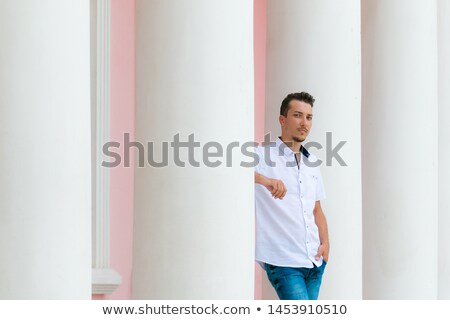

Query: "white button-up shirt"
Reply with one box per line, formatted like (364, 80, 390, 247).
(255, 138, 326, 268)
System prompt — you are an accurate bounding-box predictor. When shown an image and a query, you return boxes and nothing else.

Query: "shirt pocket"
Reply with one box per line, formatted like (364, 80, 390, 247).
(302, 173, 318, 200)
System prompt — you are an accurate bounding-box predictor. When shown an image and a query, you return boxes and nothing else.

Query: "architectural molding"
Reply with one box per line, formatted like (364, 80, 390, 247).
(91, 0, 121, 295)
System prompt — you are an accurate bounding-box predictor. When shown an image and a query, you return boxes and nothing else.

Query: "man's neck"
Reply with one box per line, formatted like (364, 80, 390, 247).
(280, 135, 301, 153)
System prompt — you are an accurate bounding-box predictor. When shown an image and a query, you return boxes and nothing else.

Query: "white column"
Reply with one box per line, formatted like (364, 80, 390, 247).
(438, 0, 450, 300)
(133, 0, 254, 299)
(362, 0, 438, 299)
(265, 0, 362, 299)
(0, 1, 91, 299)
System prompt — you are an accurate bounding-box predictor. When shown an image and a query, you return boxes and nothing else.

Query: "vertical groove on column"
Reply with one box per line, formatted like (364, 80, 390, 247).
(94, 0, 111, 270)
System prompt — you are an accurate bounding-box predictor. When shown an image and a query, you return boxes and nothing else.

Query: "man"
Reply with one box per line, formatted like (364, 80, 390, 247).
(254, 92, 329, 300)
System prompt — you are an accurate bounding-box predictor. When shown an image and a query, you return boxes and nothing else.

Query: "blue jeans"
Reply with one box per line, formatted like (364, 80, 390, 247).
(264, 261, 327, 300)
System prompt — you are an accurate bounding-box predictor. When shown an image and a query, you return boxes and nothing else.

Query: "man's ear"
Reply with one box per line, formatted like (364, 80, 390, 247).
(279, 115, 285, 126)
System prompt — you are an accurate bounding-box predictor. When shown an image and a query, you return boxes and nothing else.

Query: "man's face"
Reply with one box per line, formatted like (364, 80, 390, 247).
(279, 99, 313, 143)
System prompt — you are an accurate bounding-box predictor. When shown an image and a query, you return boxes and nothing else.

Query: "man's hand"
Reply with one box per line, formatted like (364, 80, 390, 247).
(255, 172, 287, 200)
(313, 201, 330, 262)
(264, 178, 287, 200)
(315, 242, 329, 262)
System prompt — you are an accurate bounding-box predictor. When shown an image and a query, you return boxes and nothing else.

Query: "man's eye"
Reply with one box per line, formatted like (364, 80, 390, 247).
(307, 117, 312, 121)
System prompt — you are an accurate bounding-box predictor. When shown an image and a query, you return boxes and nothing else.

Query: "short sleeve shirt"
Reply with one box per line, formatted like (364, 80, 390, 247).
(255, 138, 326, 268)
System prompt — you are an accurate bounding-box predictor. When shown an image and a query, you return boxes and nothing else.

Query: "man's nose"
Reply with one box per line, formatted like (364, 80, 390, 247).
(299, 115, 306, 125)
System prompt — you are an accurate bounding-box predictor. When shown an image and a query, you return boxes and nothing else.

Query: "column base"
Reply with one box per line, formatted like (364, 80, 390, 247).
(92, 268, 122, 295)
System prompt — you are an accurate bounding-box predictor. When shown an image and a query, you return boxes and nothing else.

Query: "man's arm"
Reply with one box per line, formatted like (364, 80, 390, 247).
(313, 200, 330, 262)
(254, 172, 287, 200)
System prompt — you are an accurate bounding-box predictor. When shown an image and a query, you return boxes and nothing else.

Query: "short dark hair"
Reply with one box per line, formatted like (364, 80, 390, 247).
(280, 92, 315, 117)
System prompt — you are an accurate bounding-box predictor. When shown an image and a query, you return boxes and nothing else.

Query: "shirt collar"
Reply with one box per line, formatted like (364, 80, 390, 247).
(276, 137, 310, 160)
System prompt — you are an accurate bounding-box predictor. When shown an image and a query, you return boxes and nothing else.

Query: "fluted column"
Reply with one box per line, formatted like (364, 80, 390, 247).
(265, 0, 362, 299)
(0, 0, 91, 299)
(362, 0, 438, 299)
(133, 0, 254, 299)
(438, 0, 450, 300)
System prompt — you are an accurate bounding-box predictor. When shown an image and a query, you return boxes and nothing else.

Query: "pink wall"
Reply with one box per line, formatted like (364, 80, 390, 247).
(254, 0, 267, 300)
(93, 0, 135, 300)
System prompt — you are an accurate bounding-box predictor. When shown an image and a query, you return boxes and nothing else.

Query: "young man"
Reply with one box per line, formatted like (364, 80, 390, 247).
(254, 92, 329, 300)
